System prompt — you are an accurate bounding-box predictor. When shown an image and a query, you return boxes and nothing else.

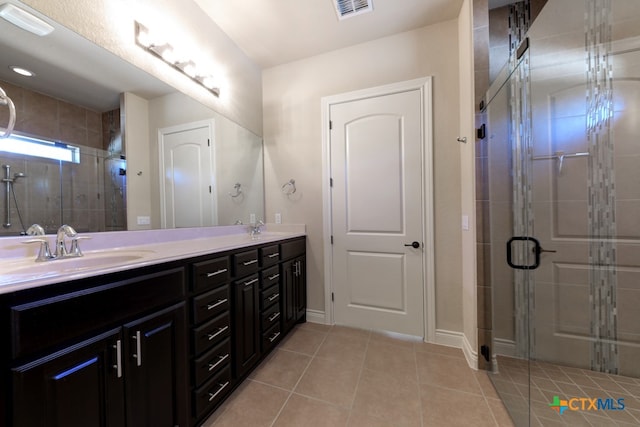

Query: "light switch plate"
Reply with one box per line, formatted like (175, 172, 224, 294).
(137, 216, 150, 225)
(462, 215, 469, 231)
(275, 213, 282, 224)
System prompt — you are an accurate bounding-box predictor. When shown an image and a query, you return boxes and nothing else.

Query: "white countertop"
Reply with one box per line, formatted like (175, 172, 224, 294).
(0, 224, 305, 295)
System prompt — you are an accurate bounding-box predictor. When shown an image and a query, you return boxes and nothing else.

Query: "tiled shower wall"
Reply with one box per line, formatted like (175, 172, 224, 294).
(0, 80, 126, 236)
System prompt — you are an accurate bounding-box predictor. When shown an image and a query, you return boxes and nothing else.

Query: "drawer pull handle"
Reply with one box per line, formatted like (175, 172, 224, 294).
(112, 339, 122, 378)
(207, 353, 229, 372)
(268, 293, 280, 302)
(268, 332, 281, 343)
(207, 268, 228, 278)
(208, 326, 229, 341)
(242, 259, 258, 266)
(268, 273, 280, 281)
(243, 278, 259, 287)
(268, 312, 280, 322)
(208, 381, 230, 402)
(267, 253, 280, 258)
(207, 299, 228, 310)
(132, 330, 142, 367)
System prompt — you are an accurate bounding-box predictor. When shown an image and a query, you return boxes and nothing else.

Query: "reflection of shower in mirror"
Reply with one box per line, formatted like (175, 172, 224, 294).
(2, 164, 27, 231)
(0, 85, 16, 138)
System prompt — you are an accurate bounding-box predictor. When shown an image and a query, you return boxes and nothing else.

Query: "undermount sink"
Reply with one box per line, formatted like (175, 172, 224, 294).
(1, 250, 156, 278)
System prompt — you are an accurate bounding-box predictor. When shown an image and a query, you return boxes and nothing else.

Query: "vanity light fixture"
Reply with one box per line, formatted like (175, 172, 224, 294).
(0, 3, 53, 36)
(134, 21, 220, 97)
(9, 66, 34, 77)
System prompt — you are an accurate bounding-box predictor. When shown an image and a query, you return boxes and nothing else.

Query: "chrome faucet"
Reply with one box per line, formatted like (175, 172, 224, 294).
(22, 224, 85, 261)
(23, 223, 54, 262)
(249, 220, 265, 237)
(55, 224, 77, 258)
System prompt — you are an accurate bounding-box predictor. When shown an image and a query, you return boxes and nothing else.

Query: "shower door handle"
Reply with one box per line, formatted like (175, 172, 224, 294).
(507, 236, 541, 270)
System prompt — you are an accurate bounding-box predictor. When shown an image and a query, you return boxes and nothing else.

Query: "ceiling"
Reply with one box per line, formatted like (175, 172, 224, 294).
(194, 0, 465, 69)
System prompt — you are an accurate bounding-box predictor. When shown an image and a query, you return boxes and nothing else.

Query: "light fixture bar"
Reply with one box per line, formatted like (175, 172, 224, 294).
(134, 21, 220, 97)
(0, 3, 53, 36)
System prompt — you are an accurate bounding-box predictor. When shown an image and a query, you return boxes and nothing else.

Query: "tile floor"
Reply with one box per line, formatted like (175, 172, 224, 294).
(491, 356, 640, 426)
(202, 323, 513, 427)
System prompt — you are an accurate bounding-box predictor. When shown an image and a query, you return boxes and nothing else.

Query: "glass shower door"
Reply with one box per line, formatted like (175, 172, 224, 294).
(487, 0, 640, 425)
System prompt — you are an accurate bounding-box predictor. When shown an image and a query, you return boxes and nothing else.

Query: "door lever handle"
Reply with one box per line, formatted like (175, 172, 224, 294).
(535, 247, 557, 254)
(404, 241, 420, 249)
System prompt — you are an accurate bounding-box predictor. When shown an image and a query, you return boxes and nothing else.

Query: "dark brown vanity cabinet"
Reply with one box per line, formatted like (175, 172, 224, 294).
(2, 235, 306, 427)
(7, 267, 189, 427)
(189, 256, 232, 422)
(281, 239, 307, 333)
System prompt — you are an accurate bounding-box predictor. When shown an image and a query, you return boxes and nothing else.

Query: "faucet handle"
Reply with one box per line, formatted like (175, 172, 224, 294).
(26, 224, 45, 236)
(68, 236, 91, 257)
(22, 238, 54, 262)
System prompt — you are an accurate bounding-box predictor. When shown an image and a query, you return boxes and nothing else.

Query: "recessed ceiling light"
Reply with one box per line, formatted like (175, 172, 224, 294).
(0, 3, 54, 36)
(9, 66, 35, 77)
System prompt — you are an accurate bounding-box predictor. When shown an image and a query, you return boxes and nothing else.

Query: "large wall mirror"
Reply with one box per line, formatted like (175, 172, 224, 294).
(0, 0, 264, 236)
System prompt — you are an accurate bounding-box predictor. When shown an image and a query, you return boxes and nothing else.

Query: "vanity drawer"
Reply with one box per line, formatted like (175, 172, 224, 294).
(280, 238, 305, 260)
(192, 256, 230, 292)
(261, 266, 280, 289)
(192, 285, 230, 325)
(10, 267, 185, 359)
(233, 249, 259, 277)
(193, 364, 232, 419)
(261, 302, 281, 331)
(193, 311, 230, 356)
(193, 337, 231, 387)
(261, 284, 280, 310)
(262, 323, 282, 353)
(260, 244, 280, 267)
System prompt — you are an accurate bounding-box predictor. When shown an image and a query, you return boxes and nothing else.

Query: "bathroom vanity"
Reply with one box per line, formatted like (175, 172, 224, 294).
(0, 226, 306, 427)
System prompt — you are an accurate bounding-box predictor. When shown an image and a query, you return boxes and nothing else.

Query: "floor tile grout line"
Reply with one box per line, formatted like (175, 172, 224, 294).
(268, 326, 330, 427)
(345, 328, 371, 421)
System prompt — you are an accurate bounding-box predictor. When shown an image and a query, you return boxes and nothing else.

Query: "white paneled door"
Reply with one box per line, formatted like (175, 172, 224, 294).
(159, 121, 216, 228)
(330, 89, 425, 337)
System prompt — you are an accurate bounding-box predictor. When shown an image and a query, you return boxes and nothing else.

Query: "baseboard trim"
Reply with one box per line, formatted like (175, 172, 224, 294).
(306, 309, 327, 324)
(494, 338, 516, 357)
(433, 329, 477, 370)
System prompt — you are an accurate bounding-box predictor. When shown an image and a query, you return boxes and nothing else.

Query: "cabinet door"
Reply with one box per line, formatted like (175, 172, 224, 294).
(281, 259, 297, 333)
(233, 274, 260, 378)
(294, 257, 307, 322)
(124, 302, 188, 427)
(12, 328, 125, 427)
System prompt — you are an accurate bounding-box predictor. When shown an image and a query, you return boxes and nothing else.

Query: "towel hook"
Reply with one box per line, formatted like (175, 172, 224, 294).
(281, 179, 296, 195)
(229, 182, 242, 198)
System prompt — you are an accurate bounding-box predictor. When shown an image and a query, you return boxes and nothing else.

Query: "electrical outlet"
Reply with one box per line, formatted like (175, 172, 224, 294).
(462, 215, 469, 231)
(249, 213, 256, 224)
(275, 213, 282, 224)
(137, 216, 150, 225)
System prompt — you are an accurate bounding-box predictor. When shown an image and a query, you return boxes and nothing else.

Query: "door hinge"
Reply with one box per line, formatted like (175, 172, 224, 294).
(330, 235, 334, 244)
(329, 120, 332, 130)
(330, 178, 333, 187)
(331, 292, 334, 302)
(209, 185, 212, 193)
(207, 139, 210, 147)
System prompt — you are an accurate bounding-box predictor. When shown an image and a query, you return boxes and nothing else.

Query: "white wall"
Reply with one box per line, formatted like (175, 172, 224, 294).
(122, 92, 151, 230)
(458, 0, 478, 365)
(263, 21, 464, 332)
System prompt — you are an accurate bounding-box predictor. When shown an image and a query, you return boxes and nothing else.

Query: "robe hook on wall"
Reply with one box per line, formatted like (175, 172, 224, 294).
(229, 182, 242, 198)
(281, 179, 296, 195)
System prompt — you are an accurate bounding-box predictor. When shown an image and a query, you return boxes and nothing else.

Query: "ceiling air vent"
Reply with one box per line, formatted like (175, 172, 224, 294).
(334, 0, 373, 20)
